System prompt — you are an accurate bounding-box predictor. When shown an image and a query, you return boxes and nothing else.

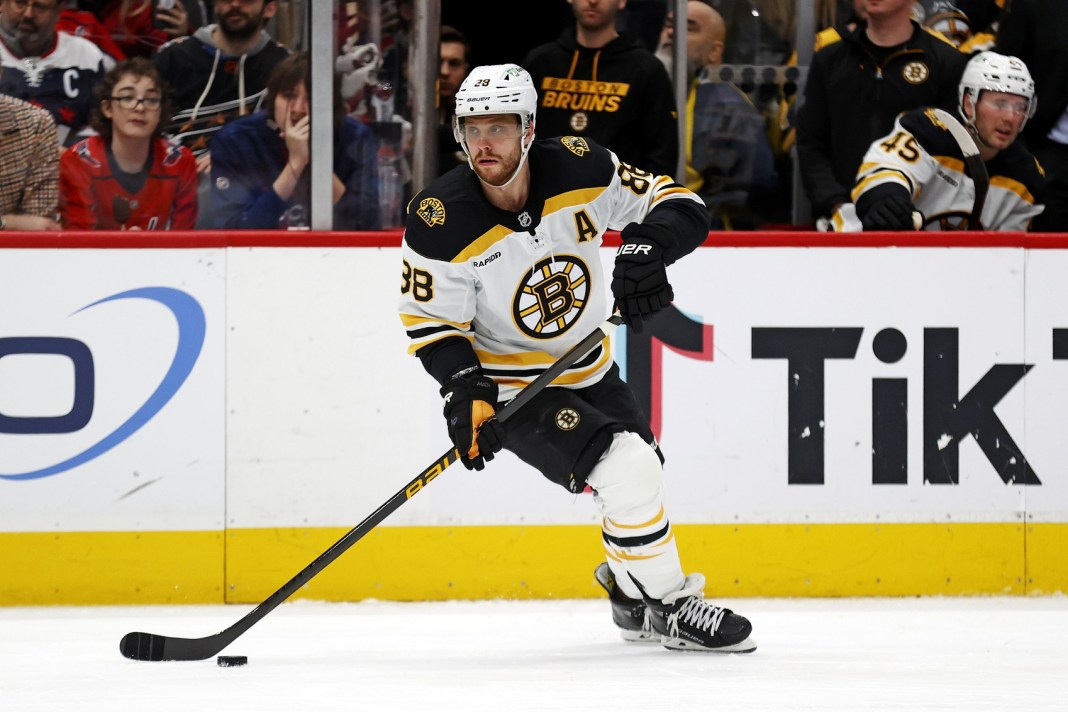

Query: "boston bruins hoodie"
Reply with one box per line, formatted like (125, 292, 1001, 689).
(523, 28, 679, 178)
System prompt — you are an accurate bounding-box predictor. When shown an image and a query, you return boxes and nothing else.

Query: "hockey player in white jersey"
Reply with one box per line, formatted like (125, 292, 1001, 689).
(399, 63, 755, 653)
(842, 51, 1045, 231)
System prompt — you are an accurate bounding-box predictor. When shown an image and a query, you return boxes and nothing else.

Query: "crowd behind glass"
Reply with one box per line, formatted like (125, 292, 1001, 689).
(0, 0, 1051, 232)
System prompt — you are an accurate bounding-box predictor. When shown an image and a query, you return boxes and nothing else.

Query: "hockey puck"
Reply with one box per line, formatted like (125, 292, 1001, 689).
(217, 655, 248, 667)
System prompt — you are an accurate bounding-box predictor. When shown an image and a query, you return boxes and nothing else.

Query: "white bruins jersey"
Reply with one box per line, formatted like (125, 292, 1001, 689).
(400, 136, 707, 400)
(850, 107, 1045, 231)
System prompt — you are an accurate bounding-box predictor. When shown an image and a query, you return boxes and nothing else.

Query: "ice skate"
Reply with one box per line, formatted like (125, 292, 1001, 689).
(646, 573, 756, 653)
(593, 562, 657, 643)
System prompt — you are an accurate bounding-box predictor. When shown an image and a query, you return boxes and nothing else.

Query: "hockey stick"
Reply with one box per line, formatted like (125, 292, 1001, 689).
(119, 313, 624, 662)
(930, 108, 989, 230)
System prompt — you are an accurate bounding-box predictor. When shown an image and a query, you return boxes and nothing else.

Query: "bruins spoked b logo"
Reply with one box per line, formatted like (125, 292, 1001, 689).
(512, 255, 589, 338)
(555, 408, 581, 431)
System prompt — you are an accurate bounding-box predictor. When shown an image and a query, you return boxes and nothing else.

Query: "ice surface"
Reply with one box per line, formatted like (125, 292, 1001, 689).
(1, 596, 1066, 711)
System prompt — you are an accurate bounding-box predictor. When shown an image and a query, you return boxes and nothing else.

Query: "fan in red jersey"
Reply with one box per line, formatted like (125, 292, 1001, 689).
(59, 56, 197, 230)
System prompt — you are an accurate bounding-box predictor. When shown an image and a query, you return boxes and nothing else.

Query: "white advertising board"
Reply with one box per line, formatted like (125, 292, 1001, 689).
(0, 249, 226, 532)
(3, 245, 1066, 534)
(222, 246, 1068, 529)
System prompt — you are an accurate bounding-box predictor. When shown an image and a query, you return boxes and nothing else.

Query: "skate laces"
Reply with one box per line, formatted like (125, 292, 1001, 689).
(669, 596, 727, 637)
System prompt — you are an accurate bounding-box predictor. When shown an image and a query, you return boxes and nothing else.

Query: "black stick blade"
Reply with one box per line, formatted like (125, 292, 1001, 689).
(120, 631, 223, 661)
(120, 632, 168, 661)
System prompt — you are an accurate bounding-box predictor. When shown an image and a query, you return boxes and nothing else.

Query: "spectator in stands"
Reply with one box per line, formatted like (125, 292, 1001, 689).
(84, 0, 210, 58)
(436, 24, 469, 176)
(210, 51, 381, 230)
(59, 57, 197, 229)
(0, 0, 107, 147)
(996, 0, 1068, 232)
(58, 2, 127, 68)
(845, 52, 1044, 231)
(0, 92, 60, 230)
(656, 0, 778, 229)
(796, 0, 968, 227)
(523, 0, 679, 178)
(154, 0, 289, 225)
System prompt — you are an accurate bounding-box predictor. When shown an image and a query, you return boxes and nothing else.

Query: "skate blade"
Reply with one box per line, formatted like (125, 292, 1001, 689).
(620, 629, 660, 644)
(662, 636, 757, 654)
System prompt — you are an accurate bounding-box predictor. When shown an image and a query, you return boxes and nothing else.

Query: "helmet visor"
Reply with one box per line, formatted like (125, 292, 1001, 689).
(457, 115, 526, 142)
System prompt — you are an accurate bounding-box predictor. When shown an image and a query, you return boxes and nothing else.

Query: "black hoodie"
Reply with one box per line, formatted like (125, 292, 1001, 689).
(522, 28, 678, 177)
(153, 25, 290, 155)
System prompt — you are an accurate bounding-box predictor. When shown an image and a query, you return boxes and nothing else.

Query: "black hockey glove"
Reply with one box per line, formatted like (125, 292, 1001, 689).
(611, 223, 674, 333)
(439, 370, 504, 471)
(860, 195, 919, 232)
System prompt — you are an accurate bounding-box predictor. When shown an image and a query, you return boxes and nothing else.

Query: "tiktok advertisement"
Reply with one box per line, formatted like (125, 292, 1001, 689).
(2, 240, 1066, 601)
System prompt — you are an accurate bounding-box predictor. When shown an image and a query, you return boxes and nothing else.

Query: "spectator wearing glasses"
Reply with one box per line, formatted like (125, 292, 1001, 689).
(59, 57, 197, 229)
(0, 0, 107, 147)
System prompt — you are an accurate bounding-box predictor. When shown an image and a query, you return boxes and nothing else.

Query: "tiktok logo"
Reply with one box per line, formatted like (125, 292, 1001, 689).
(0, 287, 205, 481)
(623, 306, 1055, 488)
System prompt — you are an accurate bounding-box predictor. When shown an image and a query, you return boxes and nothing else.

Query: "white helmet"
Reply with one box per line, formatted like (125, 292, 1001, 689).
(959, 52, 1036, 126)
(452, 63, 538, 186)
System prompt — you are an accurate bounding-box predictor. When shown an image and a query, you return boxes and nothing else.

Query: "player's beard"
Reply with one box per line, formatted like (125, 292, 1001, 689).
(472, 146, 522, 187)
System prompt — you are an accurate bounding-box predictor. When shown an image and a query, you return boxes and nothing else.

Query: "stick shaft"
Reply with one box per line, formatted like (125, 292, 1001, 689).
(120, 313, 622, 661)
(930, 108, 990, 229)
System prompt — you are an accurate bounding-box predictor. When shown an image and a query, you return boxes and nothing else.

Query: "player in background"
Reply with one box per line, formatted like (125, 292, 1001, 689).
(841, 51, 1044, 231)
(399, 63, 755, 654)
(59, 57, 197, 230)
